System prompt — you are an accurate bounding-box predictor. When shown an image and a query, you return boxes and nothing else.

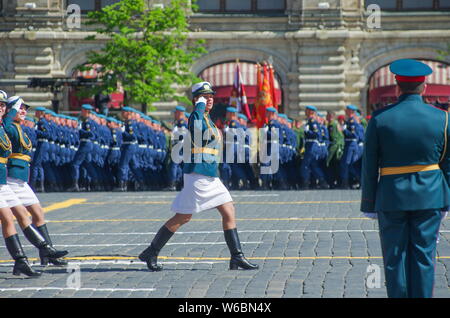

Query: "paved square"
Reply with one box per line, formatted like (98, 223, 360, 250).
(0, 190, 449, 298)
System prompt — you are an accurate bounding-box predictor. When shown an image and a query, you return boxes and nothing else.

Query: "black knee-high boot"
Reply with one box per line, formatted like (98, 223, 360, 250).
(5, 234, 42, 277)
(224, 228, 259, 270)
(22, 225, 68, 261)
(36, 224, 68, 266)
(139, 226, 174, 271)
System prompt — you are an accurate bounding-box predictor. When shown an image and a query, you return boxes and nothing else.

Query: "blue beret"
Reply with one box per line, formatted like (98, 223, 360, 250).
(35, 107, 47, 112)
(389, 59, 432, 77)
(121, 106, 134, 112)
(346, 105, 358, 111)
(238, 113, 248, 121)
(305, 105, 317, 112)
(81, 104, 94, 110)
(185, 112, 191, 117)
(175, 106, 186, 112)
(226, 107, 237, 113)
(287, 118, 293, 123)
(278, 114, 288, 119)
(266, 107, 277, 113)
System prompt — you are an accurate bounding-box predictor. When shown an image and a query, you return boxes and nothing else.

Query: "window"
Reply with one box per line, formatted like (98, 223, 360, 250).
(67, 0, 121, 12)
(196, 0, 286, 13)
(402, 0, 434, 9)
(365, 0, 450, 10)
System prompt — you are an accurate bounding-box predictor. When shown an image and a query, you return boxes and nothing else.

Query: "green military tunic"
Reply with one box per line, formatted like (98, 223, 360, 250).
(326, 119, 344, 167)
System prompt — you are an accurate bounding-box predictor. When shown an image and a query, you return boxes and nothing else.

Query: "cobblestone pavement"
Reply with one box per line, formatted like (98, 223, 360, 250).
(0, 190, 449, 298)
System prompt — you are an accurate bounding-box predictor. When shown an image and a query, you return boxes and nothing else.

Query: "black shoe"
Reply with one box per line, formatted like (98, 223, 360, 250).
(36, 224, 68, 266)
(139, 226, 174, 272)
(138, 245, 162, 271)
(23, 225, 68, 260)
(5, 234, 42, 278)
(224, 228, 258, 270)
(13, 258, 42, 277)
(67, 180, 80, 192)
(318, 179, 330, 189)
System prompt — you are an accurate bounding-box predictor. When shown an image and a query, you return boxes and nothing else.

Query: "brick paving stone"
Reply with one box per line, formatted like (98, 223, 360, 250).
(0, 190, 448, 298)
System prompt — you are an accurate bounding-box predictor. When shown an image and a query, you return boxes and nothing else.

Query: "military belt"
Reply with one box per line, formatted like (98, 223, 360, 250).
(9, 153, 31, 162)
(37, 138, 48, 142)
(345, 138, 357, 142)
(80, 139, 91, 142)
(122, 141, 137, 145)
(380, 164, 440, 176)
(192, 148, 219, 156)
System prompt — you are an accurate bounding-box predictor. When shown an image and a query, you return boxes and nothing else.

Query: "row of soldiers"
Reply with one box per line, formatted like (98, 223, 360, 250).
(27, 104, 168, 192)
(167, 104, 367, 191)
(24, 102, 366, 192)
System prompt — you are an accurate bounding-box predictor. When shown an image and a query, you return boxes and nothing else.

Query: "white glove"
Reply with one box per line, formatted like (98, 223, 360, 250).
(7, 96, 23, 111)
(364, 212, 378, 219)
(196, 96, 207, 105)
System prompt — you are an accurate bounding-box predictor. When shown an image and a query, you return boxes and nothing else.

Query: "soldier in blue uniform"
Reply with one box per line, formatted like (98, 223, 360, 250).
(237, 113, 258, 189)
(223, 107, 247, 190)
(300, 106, 328, 189)
(260, 107, 281, 190)
(30, 107, 49, 192)
(68, 104, 96, 192)
(166, 106, 188, 191)
(340, 105, 363, 189)
(115, 107, 145, 191)
(361, 59, 448, 298)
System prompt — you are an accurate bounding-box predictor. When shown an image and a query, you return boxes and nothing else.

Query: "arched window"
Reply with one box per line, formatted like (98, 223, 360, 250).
(198, 61, 283, 123)
(367, 60, 450, 113)
(69, 64, 124, 111)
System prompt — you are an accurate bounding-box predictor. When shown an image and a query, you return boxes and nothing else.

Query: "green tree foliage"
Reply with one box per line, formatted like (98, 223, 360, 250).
(79, 0, 206, 110)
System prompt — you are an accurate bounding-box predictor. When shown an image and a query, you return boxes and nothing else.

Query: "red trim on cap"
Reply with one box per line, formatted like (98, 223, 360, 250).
(395, 75, 426, 82)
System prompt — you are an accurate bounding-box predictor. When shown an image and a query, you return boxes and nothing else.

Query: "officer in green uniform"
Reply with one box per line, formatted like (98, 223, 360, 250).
(361, 59, 448, 298)
(326, 110, 344, 188)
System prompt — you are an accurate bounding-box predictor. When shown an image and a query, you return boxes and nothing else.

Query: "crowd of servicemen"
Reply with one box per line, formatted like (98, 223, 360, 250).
(20, 99, 371, 192)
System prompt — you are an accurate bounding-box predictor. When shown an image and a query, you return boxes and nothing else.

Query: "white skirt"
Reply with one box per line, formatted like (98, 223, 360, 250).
(7, 177, 40, 207)
(0, 183, 24, 209)
(171, 173, 233, 214)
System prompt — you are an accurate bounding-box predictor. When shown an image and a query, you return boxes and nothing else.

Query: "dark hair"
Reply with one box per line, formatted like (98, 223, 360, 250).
(397, 81, 425, 94)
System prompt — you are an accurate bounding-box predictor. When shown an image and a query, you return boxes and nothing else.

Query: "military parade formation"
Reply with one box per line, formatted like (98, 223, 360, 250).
(15, 96, 369, 193)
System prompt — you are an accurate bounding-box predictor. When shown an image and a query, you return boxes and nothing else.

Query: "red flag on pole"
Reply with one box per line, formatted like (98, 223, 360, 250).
(268, 64, 278, 111)
(229, 62, 252, 121)
(254, 63, 273, 128)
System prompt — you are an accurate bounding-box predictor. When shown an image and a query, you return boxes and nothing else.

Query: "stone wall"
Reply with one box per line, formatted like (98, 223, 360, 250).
(0, 0, 449, 119)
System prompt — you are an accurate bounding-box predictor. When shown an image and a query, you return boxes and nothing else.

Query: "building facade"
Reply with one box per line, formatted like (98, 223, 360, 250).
(0, 0, 449, 119)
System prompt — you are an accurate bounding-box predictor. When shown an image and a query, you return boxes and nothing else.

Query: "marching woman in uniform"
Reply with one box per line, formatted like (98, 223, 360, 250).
(0, 92, 43, 277)
(3, 96, 68, 267)
(139, 82, 258, 271)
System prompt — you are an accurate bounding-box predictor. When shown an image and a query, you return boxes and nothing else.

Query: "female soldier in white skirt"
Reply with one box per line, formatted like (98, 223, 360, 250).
(139, 82, 258, 271)
(0, 93, 60, 277)
(3, 96, 68, 267)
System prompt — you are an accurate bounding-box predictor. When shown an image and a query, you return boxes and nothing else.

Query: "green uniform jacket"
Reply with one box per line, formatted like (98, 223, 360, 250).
(4, 109, 32, 182)
(326, 120, 344, 166)
(361, 94, 450, 212)
(183, 101, 221, 177)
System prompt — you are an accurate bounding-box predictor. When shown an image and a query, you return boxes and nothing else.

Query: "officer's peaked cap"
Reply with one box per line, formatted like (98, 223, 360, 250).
(389, 59, 432, 82)
(191, 81, 215, 97)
